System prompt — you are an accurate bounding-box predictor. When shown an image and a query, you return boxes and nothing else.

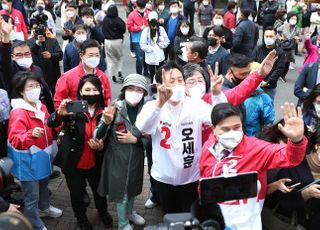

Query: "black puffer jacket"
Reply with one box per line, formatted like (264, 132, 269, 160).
(102, 5, 126, 40)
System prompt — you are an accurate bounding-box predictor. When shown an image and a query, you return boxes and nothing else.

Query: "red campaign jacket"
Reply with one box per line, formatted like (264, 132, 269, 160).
(0, 8, 28, 40)
(200, 133, 308, 201)
(127, 9, 149, 32)
(224, 11, 236, 31)
(201, 71, 264, 143)
(54, 64, 111, 109)
(8, 100, 52, 150)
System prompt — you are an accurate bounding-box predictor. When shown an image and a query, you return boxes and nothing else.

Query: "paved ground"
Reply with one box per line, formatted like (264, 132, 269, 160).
(36, 3, 306, 230)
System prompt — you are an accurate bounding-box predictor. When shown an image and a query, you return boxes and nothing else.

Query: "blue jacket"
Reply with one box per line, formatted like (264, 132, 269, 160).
(63, 40, 106, 72)
(243, 88, 275, 137)
(294, 61, 319, 105)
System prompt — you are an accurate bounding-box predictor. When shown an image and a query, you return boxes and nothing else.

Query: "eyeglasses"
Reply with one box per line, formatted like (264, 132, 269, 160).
(13, 52, 32, 58)
(185, 79, 205, 87)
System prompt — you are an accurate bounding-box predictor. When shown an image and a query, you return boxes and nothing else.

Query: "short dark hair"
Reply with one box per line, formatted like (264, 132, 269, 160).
(155, 61, 184, 84)
(227, 1, 237, 11)
(208, 25, 224, 38)
(72, 24, 86, 33)
(189, 36, 208, 60)
(11, 40, 30, 53)
(264, 26, 277, 34)
(77, 74, 105, 108)
(287, 11, 298, 22)
(65, 2, 78, 9)
(211, 103, 243, 126)
(92, 0, 101, 10)
(12, 71, 41, 98)
(81, 6, 94, 17)
(240, 8, 251, 18)
(275, 8, 286, 20)
(80, 39, 101, 54)
(176, 19, 194, 37)
(169, 0, 179, 7)
(227, 53, 253, 69)
(213, 10, 224, 17)
(136, 0, 146, 8)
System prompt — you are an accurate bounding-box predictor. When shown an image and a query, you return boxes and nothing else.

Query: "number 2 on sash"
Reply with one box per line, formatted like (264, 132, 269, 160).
(160, 126, 171, 149)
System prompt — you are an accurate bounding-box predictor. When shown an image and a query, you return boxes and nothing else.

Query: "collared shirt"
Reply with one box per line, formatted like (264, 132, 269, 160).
(211, 142, 233, 161)
(208, 45, 220, 54)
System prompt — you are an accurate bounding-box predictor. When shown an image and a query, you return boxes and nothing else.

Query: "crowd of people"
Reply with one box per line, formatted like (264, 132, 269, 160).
(0, 0, 320, 229)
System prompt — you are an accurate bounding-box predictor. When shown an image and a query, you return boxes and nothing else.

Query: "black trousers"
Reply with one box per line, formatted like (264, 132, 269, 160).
(64, 167, 108, 222)
(147, 61, 164, 82)
(155, 179, 198, 214)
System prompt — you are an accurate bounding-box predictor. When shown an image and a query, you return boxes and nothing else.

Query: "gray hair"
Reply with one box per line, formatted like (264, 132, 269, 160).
(182, 63, 206, 81)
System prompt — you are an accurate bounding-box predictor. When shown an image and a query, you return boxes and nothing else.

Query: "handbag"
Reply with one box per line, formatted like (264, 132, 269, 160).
(261, 202, 306, 230)
(279, 39, 296, 51)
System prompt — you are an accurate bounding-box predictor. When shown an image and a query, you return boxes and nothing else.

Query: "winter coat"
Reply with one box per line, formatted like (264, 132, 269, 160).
(243, 88, 275, 137)
(232, 19, 258, 57)
(54, 64, 111, 109)
(140, 26, 170, 65)
(301, 38, 319, 73)
(102, 6, 126, 40)
(205, 45, 230, 75)
(127, 9, 149, 42)
(96, 100, 146, 202)
(224, 11, 236, 31)
(273, 19, 284, 31)
(28, 37, 63, 92)
(200, 133, 307, 229)
(198, 4, 213, 26)
(47, 110, 104, 174)
(262, 0, 279, 28)
(62, 16, 83, 42)
(8, 99, 53, 181)
(252, 44, 286, 89)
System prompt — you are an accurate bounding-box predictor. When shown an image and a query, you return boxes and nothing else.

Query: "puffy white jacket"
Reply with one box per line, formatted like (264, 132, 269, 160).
(140, 26, 170, 65)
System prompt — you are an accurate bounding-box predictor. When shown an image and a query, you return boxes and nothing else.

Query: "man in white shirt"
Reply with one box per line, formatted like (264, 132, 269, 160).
(135, 61, 227, 214)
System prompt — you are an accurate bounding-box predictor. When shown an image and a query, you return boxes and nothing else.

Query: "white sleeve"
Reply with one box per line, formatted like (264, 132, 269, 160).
(135, 101, 161, 135)
(211, 93, 228, 107)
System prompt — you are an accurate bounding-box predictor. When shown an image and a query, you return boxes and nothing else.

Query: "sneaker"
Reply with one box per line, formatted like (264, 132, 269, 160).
(99, 211, 113, 227)
(39, 205, 63, 218)
(144, 198, 158, 209)
(127, 211, 145, 226)
(130, 52, 136, 58)
(78, 220, 93, 230)
(120, 224, 133, 230)
(289, 65, 295, 70)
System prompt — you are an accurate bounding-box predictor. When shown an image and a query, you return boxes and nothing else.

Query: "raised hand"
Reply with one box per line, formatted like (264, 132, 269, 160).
(156, 69, 173, 108)
(0, 15, 13, 43)
(103, 99, 116, 125)
(278, 103, 304, 143)
(258, 49, 278, 78)
(57, 99, 72, 116)
(208, 62, 224, 96)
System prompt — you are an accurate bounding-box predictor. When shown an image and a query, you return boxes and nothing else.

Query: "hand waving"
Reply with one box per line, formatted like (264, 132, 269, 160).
(278, 103, 304, 143)
(156, 69, 173, 108)
(258, 49, 278, 78)
(0, 15, 13, 43)
(103, 99, 116, 125)
(208, 62, 224, 96)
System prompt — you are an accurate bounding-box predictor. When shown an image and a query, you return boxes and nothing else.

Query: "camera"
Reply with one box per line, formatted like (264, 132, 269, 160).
(30, 13, 48, 37)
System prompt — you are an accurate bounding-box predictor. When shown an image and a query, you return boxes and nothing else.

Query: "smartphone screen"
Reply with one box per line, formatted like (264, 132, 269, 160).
(115, 121, 127, 133)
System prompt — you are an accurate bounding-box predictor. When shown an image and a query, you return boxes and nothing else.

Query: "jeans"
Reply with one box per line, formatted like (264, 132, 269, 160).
(132, 42, 147, 75)
(21, 178, 50, 230)
(262, 88, 276, 101)
(116, 194, 134, 228)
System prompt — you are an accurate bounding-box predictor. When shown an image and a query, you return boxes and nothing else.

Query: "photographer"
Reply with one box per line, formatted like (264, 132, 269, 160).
(31, 0, 56, 36)
(28, 18, 63, 94)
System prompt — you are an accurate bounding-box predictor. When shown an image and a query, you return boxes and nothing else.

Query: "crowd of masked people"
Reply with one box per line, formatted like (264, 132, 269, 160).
(0, 0, 320, 229)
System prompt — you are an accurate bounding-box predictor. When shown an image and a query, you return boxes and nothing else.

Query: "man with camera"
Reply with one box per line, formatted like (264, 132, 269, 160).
(27, 18, 63, 95)
(31, 0, 56, 36)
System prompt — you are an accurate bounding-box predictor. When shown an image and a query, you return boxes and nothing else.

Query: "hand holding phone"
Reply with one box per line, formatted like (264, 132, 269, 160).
(66, 100, 88, 113)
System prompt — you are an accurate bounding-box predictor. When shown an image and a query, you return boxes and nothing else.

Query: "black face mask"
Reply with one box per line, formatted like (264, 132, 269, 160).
(82, 94, 101, 105)
(207, 37, 217, 47)
(230, 70, 243, 86)
(149, 19, 158, 27)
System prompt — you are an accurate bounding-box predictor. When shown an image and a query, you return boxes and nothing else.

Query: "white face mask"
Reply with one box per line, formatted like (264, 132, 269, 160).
(158, 4, 164, 11)
(2, 4, 9, 11)
(25, 88, 41, 103)
(170, 85, 185, 102)
(188, 83, 206, 99)
(66, 11, 75, 18)
(216, 130, 243, 149)
(213, 18, 223, 26)
(84, 57, 100, 69)
(289, 19, 297, 26)
(181, 46, 188, 62)
(125, 91, 144, 106)
(146, 3, 152, 9)
(233, 8, 237, 14)
(75, 34, 87, 43)
(16, 57, 33, 69)
(314, 103, 320, 117)
(170, 7, 179, 14)
(264, 37, 275, 46)
(181, 27, 189, 35)
(203, 0, 209, 5)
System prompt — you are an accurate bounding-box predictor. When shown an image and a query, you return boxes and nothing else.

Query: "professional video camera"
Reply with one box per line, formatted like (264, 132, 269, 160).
(145, 172, 258, 230)
(30, 13, 48, 37)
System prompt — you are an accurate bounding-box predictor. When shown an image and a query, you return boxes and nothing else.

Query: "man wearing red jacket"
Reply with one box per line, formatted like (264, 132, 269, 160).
(0, 0, 28, 40)
(127, 0, 149, 75)
(54, 39, 111, 109)
(200, 102, 307, 230)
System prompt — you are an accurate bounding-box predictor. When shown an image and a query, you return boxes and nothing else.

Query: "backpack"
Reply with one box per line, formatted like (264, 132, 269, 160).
(0, 89, 10, 122)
